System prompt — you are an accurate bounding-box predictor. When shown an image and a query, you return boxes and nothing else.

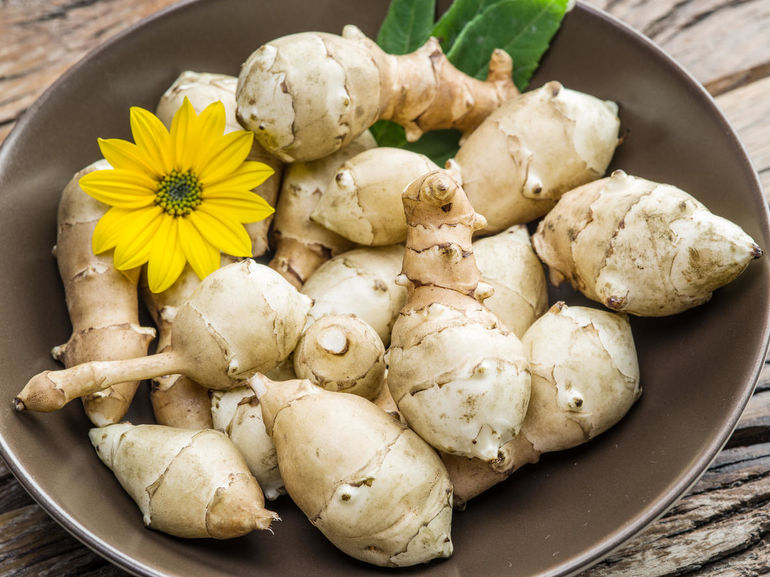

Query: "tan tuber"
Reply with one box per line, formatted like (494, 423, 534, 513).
(52, 161, 155, 426)
(387, 171, 531, 461)
(532, 170, 764, 316)
(90, 423, 278, 538)
(236, 25, 517, 162)
(253, 374, 454, 567)
(15, 260, 311, 411)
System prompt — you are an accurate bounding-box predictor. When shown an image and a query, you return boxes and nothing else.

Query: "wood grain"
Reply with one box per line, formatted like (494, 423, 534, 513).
(0, 1, 769, 576)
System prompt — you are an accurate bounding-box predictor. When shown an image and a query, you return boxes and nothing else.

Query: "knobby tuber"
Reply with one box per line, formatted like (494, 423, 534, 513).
(90, 423, 278, 538)
(269, 131, 376, 288)
(443, 303, 641, 507)
(236, 25, 517, 162)
(52, 161, 155, 426)
(387, 171, 531, 461)
(532, 170, 764, 316)
(16, 260, 311, 411)
(210, 387, 284, 501)
(309, 82, 619, 243)
(310, 147, 439, 246)
(252, 374, 454, 567)
(293, 314, 386, 401)
(473, 225, 548, 338)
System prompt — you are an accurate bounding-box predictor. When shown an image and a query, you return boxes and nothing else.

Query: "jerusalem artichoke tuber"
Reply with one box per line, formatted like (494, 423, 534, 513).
(16, 260, 311, 411)
(532, 170, 764, 316)
(236, 25, 516, 162)
(252, 374, 454, 567)
(90, 423, 278, 538)
(442, 302, 641, 507)
(387, 171, 531, 461)
(268, 131, 376, 288)
(52, 161, 155, 426)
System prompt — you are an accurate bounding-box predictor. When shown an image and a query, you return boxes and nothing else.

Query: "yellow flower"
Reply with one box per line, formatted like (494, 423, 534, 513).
(79, 97, 275, 293)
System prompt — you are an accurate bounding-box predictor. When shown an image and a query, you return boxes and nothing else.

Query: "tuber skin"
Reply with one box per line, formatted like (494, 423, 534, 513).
(532, 170, 764, 316)
(252, 374, 454, 567)
(293, 314, 386, 401)
(52, 161, 156, 426)
(210, 387, 284, 501)
(310, 147, 439, 246)
(236, 25, 517, 162)
(308, 82, 619, 244)
(300, 245, 407, 346)
(15, 260, 311, 412)
(268, 131, 376, 289)
(442, 302, 641, 507)
(473, 225, 548, 338)
(387, 171, 531, 462)
(89, 423, 278, 538)
(145, 71, 286, 428)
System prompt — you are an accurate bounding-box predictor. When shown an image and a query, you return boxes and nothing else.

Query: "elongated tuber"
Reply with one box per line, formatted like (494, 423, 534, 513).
(269, 131, 376, 288)
(532, 170, 764, 316)
(473, 225, 548, 338)
(443, 302, 641, 507)
(309, 82, 619, 243)
(52, 161, 155, 426)
(236, 25, 517, 162)
(210, 387, 284, 501)
(387, 171, 531, 461)
(16, 260, 311, 411)
(90, 423, 278, 538)
(252, 374, 453, 567)
(310, 148, 439, 246)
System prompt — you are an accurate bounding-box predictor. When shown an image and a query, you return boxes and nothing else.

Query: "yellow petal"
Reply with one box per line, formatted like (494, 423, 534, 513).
(205, 192, 275, 223)
(170, 97, 196, 170)
(203, 161, 275, 194)
(98, 138, 160, 179)
(177, 217, 221, 281)
(130, 106, 173, 175)
(147, 217, 187, 293)
(188, 206, 252, 257)
(79, 169, 157, 209)
(190, 101, 227, 169)
(92, 206, 135, 253)
(196, 130, 254, 185)
(112, 207, 165, 270)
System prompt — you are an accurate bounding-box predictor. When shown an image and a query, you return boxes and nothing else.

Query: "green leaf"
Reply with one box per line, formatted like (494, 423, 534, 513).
(376, 0, 437, 55)
(370, 120, 461, 167)
(446, 0, 569, 90)
(431, 0, 509, 53)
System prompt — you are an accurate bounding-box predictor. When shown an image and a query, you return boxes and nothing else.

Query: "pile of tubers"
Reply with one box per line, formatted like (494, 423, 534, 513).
(14, 21, 764, 570)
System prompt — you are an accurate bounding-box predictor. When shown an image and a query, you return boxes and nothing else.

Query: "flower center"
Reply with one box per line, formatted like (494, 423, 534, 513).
(155, 169, 203, 216)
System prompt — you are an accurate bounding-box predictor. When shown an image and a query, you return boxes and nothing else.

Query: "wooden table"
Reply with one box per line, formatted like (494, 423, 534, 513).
(1, 1, 769, 575)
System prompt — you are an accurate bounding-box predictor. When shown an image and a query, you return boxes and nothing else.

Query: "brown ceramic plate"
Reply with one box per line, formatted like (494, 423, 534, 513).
(0, 1, 768, 576)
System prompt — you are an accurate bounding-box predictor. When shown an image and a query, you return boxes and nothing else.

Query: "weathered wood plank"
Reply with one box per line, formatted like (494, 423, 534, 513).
(585, 0, 770, 93)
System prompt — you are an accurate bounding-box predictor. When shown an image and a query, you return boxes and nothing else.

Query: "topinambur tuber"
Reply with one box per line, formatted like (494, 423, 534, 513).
(16, 260, 311, 411)
(90, 423, 278, 538)
(252, 374, 454, 567)
(236, 25, 516, 162)
(532, 170, 764, 316)
(442, 302, 641, 507)
(268, 131, 376, 288)
(473, 225, 548, 338)
(387, 171, 531, 461)
(52, 161, 156, 426)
